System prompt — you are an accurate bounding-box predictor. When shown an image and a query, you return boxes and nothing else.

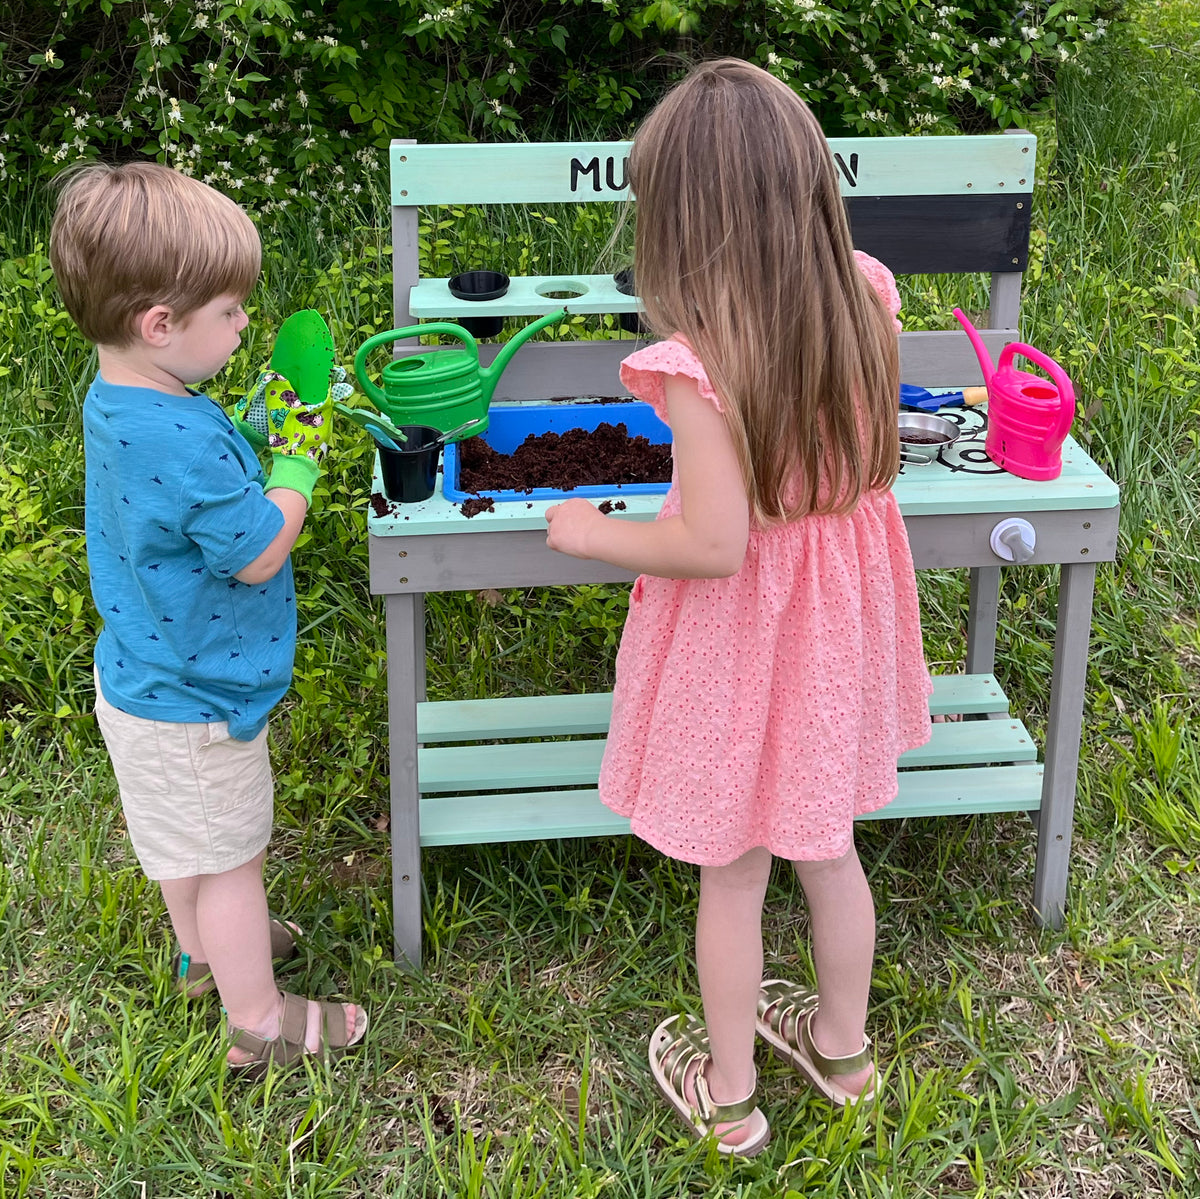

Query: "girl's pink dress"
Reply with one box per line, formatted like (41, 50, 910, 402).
(598, 253, 933, 865)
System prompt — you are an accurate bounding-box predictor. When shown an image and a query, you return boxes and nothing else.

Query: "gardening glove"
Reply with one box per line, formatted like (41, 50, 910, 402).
(234, 367, 347, 504)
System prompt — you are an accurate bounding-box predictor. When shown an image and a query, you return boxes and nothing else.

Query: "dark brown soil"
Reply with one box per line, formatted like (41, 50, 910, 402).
(460, 496, 496, 518)
(900, 431, 950, 445)
(458, 422, 671, 495)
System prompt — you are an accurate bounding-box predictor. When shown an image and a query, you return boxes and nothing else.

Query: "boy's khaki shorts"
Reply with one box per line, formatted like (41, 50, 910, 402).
(94, 671, 274, 880)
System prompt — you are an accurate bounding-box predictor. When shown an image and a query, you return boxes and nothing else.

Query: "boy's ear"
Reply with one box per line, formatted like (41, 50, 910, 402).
(137, 304, 177, 347)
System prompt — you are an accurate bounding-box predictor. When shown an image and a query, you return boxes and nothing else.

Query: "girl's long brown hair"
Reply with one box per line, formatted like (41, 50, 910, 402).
(629, 59, 900, 522)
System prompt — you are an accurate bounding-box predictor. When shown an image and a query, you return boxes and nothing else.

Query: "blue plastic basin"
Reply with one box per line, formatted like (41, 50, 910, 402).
(442, 401, 672, 503)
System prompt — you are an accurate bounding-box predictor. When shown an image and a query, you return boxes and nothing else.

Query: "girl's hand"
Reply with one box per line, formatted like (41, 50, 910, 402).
(545, 498, 604, 559)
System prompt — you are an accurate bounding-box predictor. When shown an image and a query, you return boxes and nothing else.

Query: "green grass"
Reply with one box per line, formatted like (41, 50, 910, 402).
(3, 3, 1200, 1195)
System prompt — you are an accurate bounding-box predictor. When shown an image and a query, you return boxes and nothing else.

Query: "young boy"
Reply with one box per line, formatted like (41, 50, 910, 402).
(50, 161, 367, 1073)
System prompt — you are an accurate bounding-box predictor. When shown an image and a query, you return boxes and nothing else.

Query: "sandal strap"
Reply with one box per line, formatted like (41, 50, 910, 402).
(656, 1015, 758, 1124)
(800, 1010, 873, 1077)
(757, 980, 818, 1042)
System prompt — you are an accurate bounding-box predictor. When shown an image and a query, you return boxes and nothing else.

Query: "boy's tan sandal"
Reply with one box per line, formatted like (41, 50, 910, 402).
(648, 1013, 771, 1158)
(173, 918, 301, 998)
(227, 991, 369, 1080)
(756, 979, 877, 1107)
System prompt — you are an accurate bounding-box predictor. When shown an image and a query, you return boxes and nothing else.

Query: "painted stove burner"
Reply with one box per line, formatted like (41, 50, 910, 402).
(898, 405, 1002, 475)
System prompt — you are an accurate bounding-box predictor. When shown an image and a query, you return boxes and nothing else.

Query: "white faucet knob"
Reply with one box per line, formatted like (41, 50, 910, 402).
(990, 518, 1036, 563)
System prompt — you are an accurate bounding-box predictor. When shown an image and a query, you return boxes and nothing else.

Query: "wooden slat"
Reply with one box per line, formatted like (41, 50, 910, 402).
(418, 763, 1044, 846)
(417, 716, 1036, 792)
(390, 135, 1035, 205)
(417, 674, 1010, 743)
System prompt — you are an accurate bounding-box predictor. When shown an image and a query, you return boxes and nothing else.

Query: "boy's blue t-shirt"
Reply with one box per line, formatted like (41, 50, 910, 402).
(84, 376, 294, 740)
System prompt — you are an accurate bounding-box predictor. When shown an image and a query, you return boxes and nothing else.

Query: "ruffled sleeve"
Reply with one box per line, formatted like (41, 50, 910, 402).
(619, 337, 722, 425)
(854, 250, 902, 332)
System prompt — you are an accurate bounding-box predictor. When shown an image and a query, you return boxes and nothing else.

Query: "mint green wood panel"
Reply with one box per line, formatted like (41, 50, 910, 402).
(415, 674, 1010, 744)
(417, 717, 1037, 793)
(417, 763, 1043, 846)
(390, 136, 1035, 206)
(410, 275, 641, 318)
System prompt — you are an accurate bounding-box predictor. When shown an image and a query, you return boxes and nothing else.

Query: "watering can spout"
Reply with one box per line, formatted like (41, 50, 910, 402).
(479, 308, 567, 405)
(952, 307, 995, 388)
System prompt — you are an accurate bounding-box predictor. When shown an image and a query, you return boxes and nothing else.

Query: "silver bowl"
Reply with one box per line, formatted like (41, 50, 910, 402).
(898, 412, 960, 464)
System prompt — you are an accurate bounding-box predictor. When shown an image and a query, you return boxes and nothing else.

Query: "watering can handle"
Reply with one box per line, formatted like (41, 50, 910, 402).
(997, 342, 1078, 444)
(353, 323, 479, 408)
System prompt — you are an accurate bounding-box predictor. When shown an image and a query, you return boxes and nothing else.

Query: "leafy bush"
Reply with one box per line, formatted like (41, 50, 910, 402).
(1, 0, 1121, 210)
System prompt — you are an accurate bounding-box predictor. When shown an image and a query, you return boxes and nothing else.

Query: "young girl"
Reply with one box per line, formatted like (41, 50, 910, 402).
(545, 59, 932, 1156)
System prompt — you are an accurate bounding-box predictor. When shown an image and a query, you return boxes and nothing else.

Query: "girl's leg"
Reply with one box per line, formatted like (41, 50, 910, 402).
(790, 845, 876, 1095)
(190, 851, 359, 1061)
(694, 846, 773, 1141)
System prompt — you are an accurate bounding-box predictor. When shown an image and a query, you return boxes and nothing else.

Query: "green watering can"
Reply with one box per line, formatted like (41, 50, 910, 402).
(353, 308, 568, 439)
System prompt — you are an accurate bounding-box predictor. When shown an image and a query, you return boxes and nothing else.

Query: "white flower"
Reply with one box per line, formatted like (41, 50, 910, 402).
(167, 99, 184, 124)
(194, 13, 209, 28)
(929, 30, 941, 41)
(490, 98, 503, 114)
(1020, 25, 1040, 41)
(987, 36, 1002, 48)
(767, 52, 781, 66)
(74, 114, 89, 129)
(44, 48, 58, 65)
(73, 135, 87, 150)
(150, 31, 170, 47)
(53, 145, 70, 162)
(506, 62, 517, 74)
(120, 117, 133, 130)
(297, 89, 309, 107)
(321, 35, 338, 46)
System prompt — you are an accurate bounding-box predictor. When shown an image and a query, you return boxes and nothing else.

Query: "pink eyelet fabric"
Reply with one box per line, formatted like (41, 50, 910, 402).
(601, 253, 932, 865)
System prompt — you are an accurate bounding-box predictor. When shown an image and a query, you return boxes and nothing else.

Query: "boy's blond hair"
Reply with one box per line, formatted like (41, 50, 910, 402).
(49, 161, 261, 347)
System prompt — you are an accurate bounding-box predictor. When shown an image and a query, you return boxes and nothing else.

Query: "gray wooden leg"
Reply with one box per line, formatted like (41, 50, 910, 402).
(1032, 561, 1097, 928)
(386, 592, 423, 970)
(966, 565, 1000, 675)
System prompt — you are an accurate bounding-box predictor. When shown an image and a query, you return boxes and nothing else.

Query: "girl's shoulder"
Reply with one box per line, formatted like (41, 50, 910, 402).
(619, 335, 722, 423)
(853, 250, 902, 332)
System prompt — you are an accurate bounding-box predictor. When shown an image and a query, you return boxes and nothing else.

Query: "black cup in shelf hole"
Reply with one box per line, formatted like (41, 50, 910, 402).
(613, 267, 647, 334)
(448, 270, 509, 338)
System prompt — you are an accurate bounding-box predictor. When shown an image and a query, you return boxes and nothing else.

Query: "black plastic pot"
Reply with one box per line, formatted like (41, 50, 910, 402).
(613, 268, 647, 334)
(379, 426, 442, 503)
(448, 270, 509, 338)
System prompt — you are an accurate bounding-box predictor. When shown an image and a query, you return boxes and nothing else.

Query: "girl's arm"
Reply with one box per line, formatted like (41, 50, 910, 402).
(545, 373, 749, 578)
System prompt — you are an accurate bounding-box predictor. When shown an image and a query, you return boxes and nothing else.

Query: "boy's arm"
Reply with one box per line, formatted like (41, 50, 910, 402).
(234, 488, 308, 584)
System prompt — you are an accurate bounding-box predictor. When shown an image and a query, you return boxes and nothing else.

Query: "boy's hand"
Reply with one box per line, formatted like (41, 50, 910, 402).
(545, 498, 605, 560)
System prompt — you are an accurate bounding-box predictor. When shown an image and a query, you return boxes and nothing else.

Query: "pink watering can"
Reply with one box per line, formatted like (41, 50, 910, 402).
(953, 308, 1077, 481)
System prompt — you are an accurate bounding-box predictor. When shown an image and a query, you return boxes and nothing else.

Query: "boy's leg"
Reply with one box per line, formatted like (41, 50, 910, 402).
(159, 875, 203, 958)
(790, 845, 875, 1095)
(194, 851, 361, 1061)
(694, 846, 773, 1140)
